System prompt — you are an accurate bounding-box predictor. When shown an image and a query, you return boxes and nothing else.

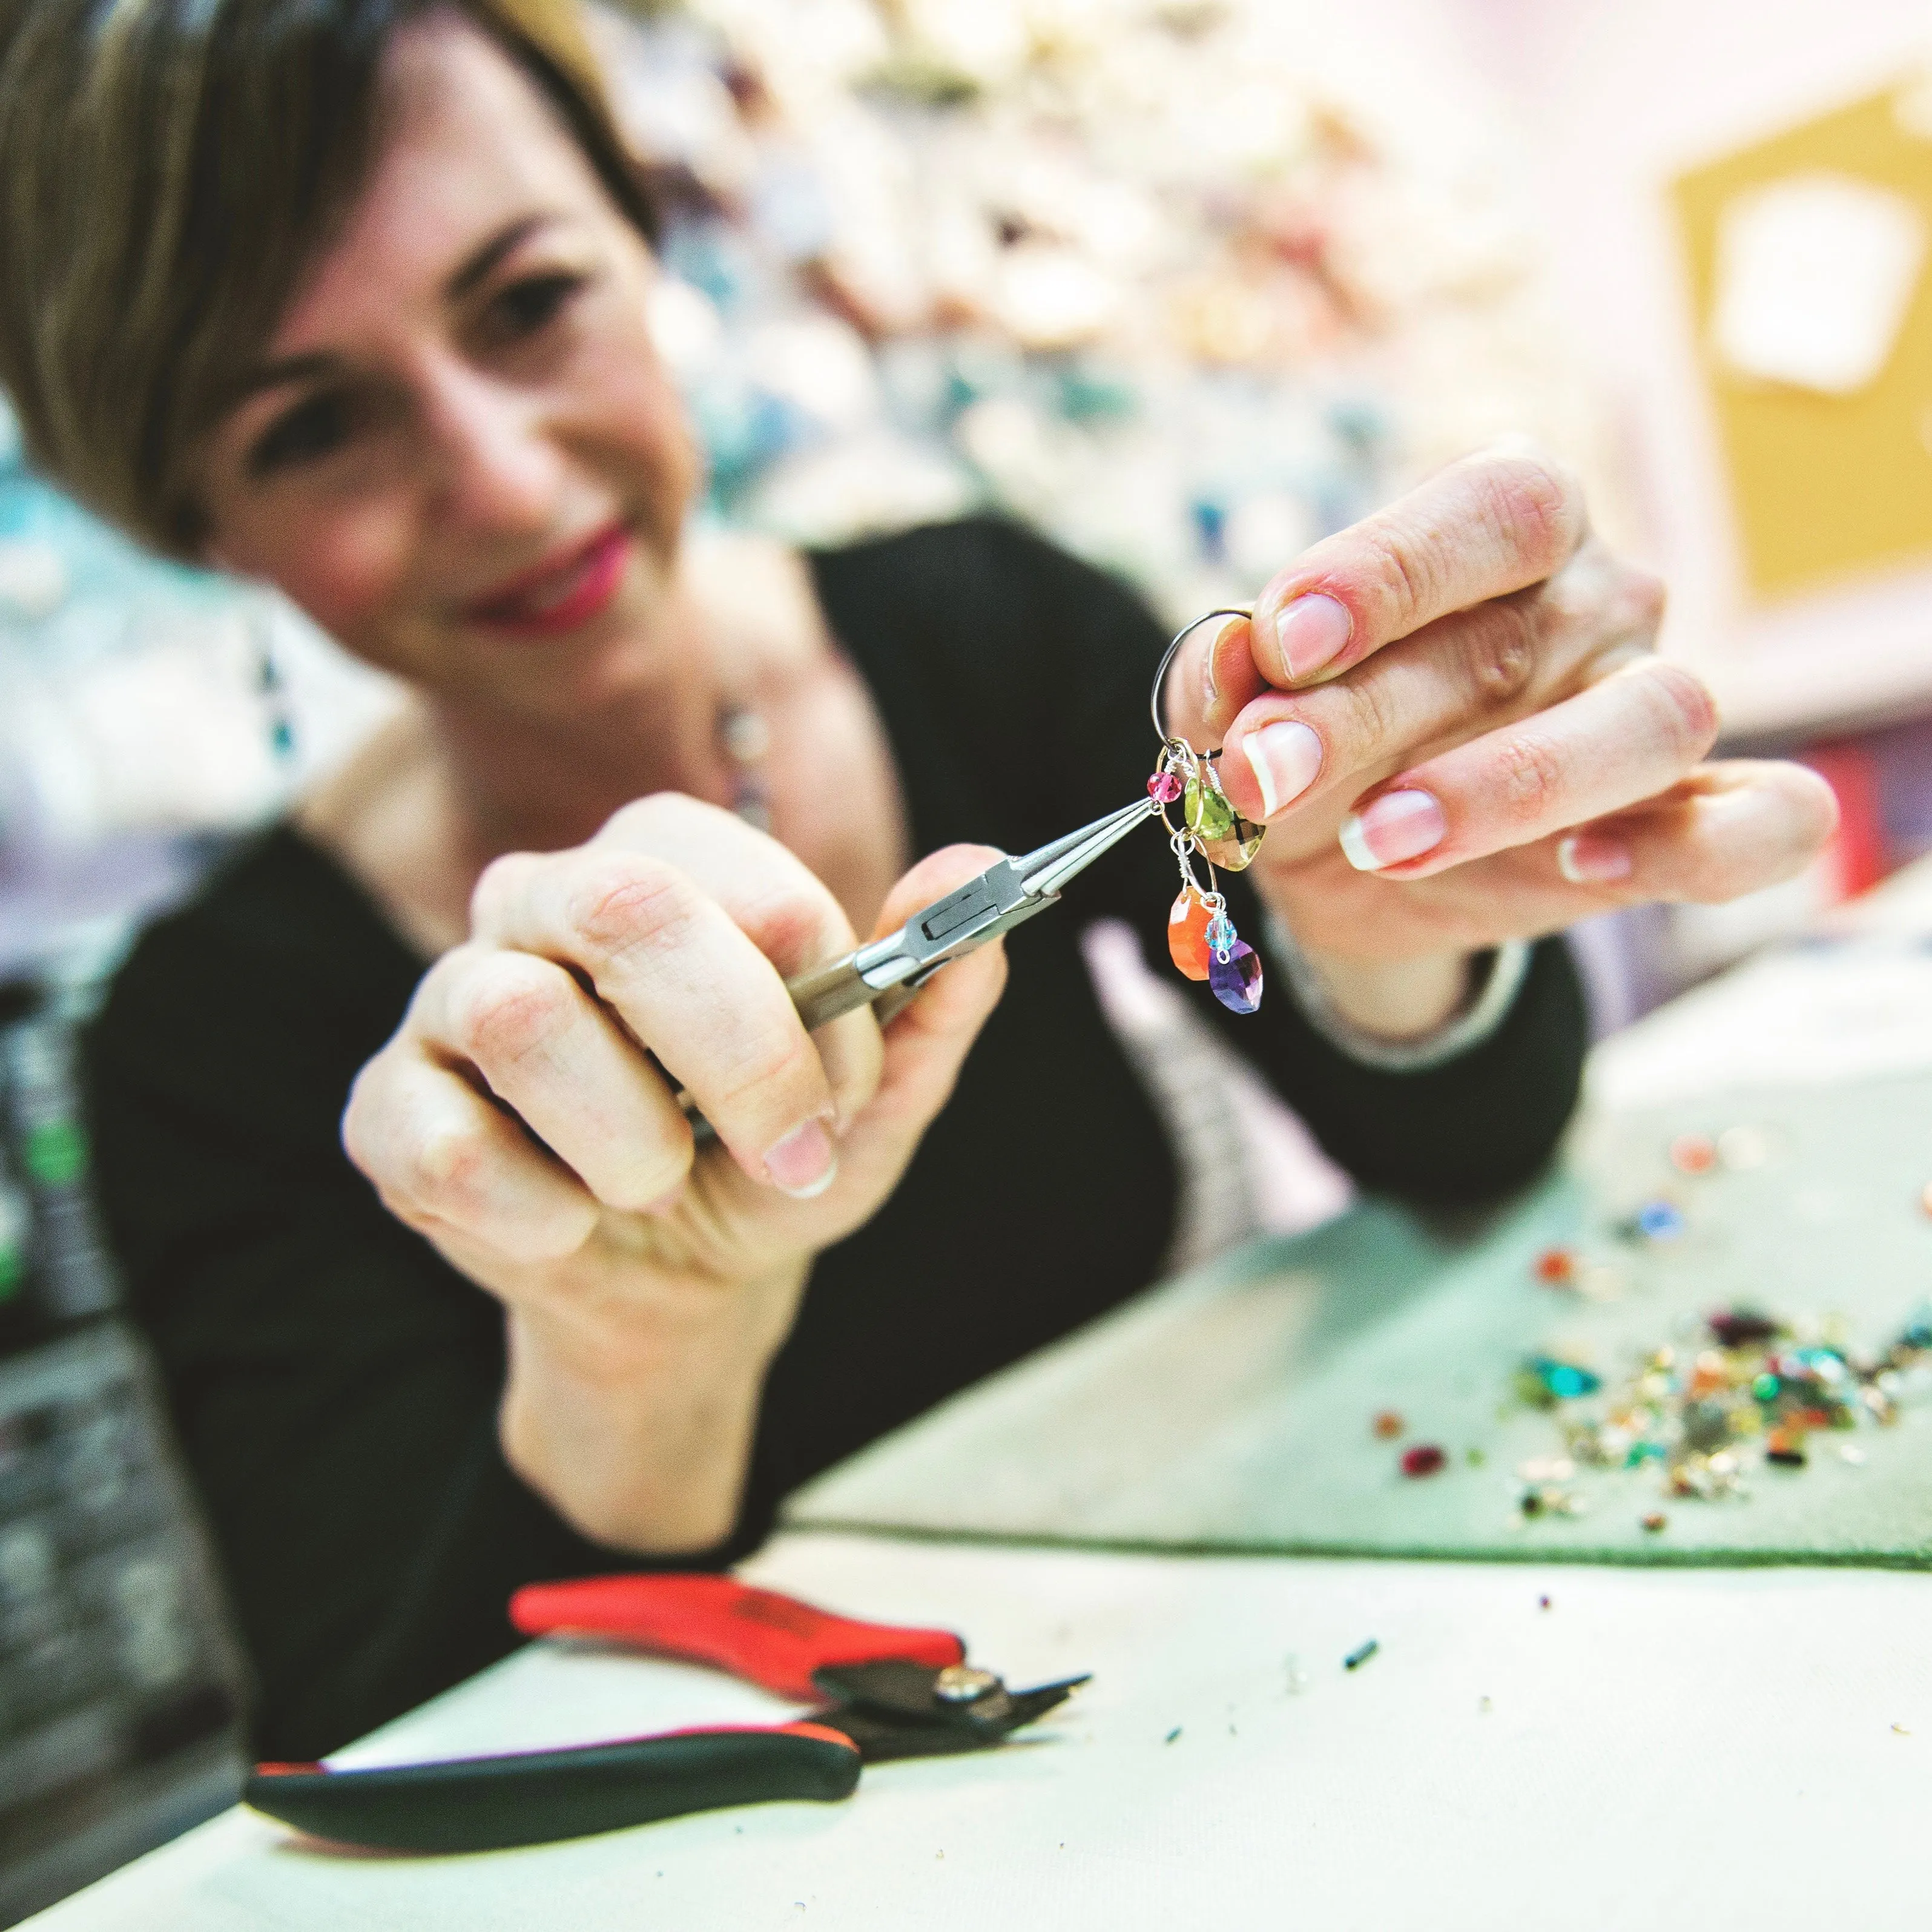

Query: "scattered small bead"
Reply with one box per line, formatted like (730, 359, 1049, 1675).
(1164, 1726, 1182, 1744)
(1343, 1638, 1379, 1670)
(1534, 1246, 1577, 1286)
(1669, 1133, 1717, 1175)
(1538, 1595, 1552, 1611)
(1708, 1308, 1779, 1349)
(1478, 1695, 1492, 1713)
(1641, 1512, 1667, 1532)
(1372, 1409, 1405, 1440)
(1400, 1443, 1446, 1477)
(1841, 1444, 1868, 1466)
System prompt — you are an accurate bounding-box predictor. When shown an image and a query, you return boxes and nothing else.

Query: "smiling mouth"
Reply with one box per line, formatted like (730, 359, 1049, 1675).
(465, 522, 633, 636)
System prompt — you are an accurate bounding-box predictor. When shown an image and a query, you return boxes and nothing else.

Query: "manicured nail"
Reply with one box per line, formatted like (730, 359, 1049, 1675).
(764, 1118, 837, 1198)
(1242, 720, 1323, 819)
(1273, 593, 1351, 682)
(1201, 641, 1218, 711)
(1557, 833, 1632, 884)
(1339, 789, 1447, 871)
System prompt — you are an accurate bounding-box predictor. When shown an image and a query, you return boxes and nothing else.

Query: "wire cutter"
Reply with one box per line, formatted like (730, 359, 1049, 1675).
(243, 1575, 1088, 1854)
(783, 794, 1157, 1032)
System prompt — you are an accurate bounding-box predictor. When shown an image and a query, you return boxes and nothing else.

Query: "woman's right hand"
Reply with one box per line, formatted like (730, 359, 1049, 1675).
(341, 794, 1007, 1554)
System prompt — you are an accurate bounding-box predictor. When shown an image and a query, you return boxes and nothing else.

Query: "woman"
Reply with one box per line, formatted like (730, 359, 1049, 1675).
(0, 0, 1831, 1756)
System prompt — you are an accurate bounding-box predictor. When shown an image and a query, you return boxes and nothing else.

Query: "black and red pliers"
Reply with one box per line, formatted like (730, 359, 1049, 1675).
(244, 1574, 1088, 1853)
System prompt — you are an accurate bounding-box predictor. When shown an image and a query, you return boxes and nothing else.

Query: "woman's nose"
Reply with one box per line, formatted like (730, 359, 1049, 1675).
(421, 362, 566, 536)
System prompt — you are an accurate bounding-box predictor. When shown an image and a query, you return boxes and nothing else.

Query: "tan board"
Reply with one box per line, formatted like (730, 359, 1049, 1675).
(1672, 80, 1932, 601)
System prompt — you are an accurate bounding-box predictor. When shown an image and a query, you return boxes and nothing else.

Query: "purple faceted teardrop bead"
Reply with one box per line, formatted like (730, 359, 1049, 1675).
(1208, 939, 1262, 1015)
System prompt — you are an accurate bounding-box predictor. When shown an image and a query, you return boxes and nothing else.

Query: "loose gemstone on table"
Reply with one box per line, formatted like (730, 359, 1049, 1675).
(1208, 938, 1262, 1014)
(1523, 1355, 1601, 1401)
(1669, 1133, 1717, 1175)
(1147, 768, 1184, 804)
(1372, 1409, 1405, 1440)
(1709, 1308, 1779, 1349)
(1400, 1443, 1446, 1477)
(1183, 771, 1238, 841)
(1534, 1246, 1577, 1285)
(1167, 889, 1212, 980)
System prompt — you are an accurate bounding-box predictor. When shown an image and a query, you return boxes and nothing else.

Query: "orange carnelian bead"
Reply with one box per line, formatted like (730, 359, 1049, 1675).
(1167, 889, 1212, 980)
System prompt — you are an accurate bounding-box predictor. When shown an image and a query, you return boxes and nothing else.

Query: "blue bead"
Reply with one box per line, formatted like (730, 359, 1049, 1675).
(1205, 914, 1236, 951)
(1527, 1355, 1601, 1400)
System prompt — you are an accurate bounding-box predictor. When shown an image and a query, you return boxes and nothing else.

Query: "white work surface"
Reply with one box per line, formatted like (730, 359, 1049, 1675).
(31, 866, 1932, 1930)
(25, 1531, 1932, 1931)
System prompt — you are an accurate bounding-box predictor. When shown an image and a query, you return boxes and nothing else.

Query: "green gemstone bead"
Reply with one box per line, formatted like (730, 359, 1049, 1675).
(1183, 771, 1237, 841)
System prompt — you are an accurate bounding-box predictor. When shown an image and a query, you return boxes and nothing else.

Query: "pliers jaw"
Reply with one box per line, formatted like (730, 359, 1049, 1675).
(809, 1658, 1091, 1762)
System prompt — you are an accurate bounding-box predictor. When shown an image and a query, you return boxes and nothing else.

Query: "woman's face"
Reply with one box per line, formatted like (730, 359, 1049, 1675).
(197, 13, 700, 714)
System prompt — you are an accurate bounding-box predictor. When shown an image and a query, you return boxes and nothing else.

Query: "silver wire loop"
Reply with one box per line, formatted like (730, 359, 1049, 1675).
(1149, 607, 1252, 749)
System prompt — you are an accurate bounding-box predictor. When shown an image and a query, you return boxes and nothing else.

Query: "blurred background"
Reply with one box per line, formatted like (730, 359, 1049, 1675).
(4, 0, 1932, 1916)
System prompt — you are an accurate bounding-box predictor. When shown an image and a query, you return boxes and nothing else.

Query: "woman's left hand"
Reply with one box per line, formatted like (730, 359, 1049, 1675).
(1167, 444, 1838, 1032)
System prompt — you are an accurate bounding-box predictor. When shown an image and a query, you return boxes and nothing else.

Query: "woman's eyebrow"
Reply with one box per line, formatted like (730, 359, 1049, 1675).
(445, 214, 555, 302)
(225, 217, 564, 411)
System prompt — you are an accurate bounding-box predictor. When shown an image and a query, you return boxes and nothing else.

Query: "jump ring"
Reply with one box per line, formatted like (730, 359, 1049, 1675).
(1149, 607, 1252, 749)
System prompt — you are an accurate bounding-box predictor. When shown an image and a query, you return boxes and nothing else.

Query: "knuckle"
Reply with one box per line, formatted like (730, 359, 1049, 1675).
(451, 958, 573, 1069)
(1494, 727, 1569, 826)
(1475, 450, 1584, 578)
(407, 1121, 495, 1217)
(469, 851, 532, 932)
(1332, 659, 1398, 754)
(1356, 521, 1439, 630)
(1621, 565, 1667, 633)
(1461, 597, 1540, 706)
(566, 851, 693, 960)
(1640, 662, 1719, 759)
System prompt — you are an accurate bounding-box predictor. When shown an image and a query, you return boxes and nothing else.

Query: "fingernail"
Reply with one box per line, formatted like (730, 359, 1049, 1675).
(764, 1118, 837, 1198)
(1557, 833, 1632, 884)
(1273, 593, 1351, 681)
(1201, 642, 1218, 711)
(1339, 789, 1447, 871)
(1242, 720, 1323, 819)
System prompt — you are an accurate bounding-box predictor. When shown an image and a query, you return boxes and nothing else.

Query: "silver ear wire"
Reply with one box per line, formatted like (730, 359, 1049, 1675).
(1150, 607, 1251, 748)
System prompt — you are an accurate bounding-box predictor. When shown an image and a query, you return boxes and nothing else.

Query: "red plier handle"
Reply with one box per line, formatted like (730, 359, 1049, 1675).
(508, 1572, 966, 1701)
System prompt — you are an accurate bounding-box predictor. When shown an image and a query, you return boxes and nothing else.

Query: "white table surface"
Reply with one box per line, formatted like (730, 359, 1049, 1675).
(25, 1529, 1932, 1931)
(33, 865, 1932, 1930)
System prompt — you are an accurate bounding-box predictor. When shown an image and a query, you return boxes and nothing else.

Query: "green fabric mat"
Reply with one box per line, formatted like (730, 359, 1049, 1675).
(786, 1072, 1932, 1568)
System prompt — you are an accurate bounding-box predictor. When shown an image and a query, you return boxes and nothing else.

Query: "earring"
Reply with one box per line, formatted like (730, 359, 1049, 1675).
(1147, 612, 1264, 1015)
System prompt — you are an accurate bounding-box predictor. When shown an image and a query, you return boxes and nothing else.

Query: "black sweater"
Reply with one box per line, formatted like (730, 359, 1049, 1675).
(85, 518, 1586, 1757)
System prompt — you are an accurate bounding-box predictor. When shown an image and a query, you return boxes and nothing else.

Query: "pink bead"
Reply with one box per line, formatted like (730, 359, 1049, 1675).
(1147, 770, 1183, 804)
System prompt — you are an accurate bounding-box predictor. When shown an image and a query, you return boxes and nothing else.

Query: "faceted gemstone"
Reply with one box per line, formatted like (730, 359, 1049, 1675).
(1182, 770, 1237, 842)
(1199, 814, 1265, 872)
(1524, 1355, 1601, 1400)
(1400, 1443, 1446, 1478)
(1208, 939, 1262, 1014)
(1167, 890, 1212, 981)
(1205, 912, 1236, 952)
(1147, 768, 1184, 804)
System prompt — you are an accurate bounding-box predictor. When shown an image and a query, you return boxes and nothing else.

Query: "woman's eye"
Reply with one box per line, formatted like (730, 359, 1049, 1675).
(488, 271, 584, 342)
(248, 391, 355, 476)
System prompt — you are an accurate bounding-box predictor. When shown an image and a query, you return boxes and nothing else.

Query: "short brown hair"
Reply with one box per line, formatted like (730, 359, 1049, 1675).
(0, 0, 654, 554)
